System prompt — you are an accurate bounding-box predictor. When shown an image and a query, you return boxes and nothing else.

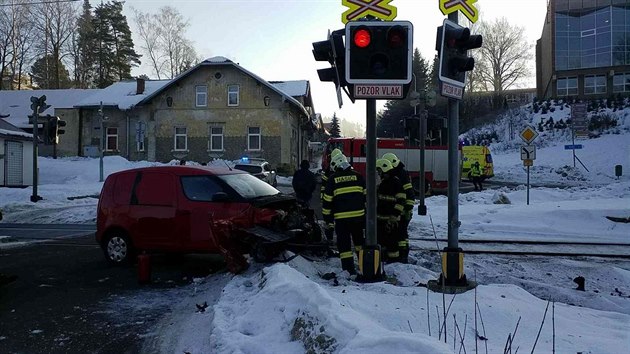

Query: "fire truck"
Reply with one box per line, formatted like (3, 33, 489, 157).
(321, 137, 461, 194)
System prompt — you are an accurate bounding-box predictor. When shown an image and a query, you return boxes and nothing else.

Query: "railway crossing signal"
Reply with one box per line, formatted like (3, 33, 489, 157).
(312, 29, 350, 107)
(436, 18, 482, 94)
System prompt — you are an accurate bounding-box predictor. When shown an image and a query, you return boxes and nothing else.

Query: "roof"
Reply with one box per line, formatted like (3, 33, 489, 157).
(0, 89, 98, 128)
(138, 57, 310, 117)
(74, 80, 171, 110)
(269, 80, 309, 97)
(0, 118, 32, 139)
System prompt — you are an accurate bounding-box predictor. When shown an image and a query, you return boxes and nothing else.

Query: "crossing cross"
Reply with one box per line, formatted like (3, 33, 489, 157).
(439, 0, 479, 23)
(342, 0, 397, 24)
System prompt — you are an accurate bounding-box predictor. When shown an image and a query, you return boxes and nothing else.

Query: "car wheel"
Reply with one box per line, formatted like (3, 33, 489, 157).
(103, 230, 135, 265)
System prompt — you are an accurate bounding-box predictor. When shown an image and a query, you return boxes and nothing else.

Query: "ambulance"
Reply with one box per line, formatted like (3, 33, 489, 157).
(461, 145, 494, 181)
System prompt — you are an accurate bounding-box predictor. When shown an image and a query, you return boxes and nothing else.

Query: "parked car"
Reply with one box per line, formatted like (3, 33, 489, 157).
(96, 166, 321, 271)
(233, 158, 278, 187)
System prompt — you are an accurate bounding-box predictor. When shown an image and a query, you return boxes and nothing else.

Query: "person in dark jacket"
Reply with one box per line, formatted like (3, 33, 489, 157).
(376, 158, 406, 263)
(292, 160, 317, 206)
(382, 153, 414, 263)
(322, 154, 366, 274)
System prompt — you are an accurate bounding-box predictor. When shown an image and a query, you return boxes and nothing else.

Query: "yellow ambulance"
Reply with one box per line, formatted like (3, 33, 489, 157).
(461, 146, 494, 181)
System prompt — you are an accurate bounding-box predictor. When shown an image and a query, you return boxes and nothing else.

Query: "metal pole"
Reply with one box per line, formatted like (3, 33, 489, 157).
(31, 103, 39, 202)
(419, 109, 426, 215)
(571, 126, 576, 168)
(447, 12, 460, 251)
(365, 99, 377, 246)
(99, 101, 104, 182)
(527, 165, 530, 205)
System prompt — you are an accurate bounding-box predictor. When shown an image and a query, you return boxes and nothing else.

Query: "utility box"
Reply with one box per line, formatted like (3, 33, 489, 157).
(615, 164, 622, 178)
(83, 145, 100, 158)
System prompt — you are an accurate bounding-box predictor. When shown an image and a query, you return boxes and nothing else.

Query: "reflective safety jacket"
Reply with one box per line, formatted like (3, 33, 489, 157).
(322, 167, 366, 225)
(393, 163, 415, 219)
(470, 164, 482, 177)
(320, 169, 333, 200)
(377, 175, 406, 221)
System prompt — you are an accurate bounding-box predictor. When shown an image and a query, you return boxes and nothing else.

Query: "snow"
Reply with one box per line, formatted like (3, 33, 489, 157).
(74, 80, 171, 110)
(270, 80, 309, 97)
(0, 128, 31, 139)
(1, 104, 630, 353)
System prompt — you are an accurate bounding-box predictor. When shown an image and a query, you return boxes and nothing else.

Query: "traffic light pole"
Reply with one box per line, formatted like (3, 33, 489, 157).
(99, 102, 104, 182)
(366, 99, 377, 247)
(31, 105, 40, 203)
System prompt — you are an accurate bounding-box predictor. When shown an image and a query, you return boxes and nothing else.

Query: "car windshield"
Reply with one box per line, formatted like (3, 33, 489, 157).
(218, 173, 280, 199)
(234, 164, 263, 174)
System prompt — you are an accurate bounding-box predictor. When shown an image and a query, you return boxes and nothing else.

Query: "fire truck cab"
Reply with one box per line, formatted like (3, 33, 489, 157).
(322, 137, 461, 194)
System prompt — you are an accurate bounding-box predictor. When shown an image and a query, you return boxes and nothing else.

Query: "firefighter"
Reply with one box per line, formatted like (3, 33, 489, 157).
(382, 152, 414, 263)
(321, 148, 342, 240)
(322, 153, 366, 274)
(376, 158, 406, 263)
(471, 161, 483, 191)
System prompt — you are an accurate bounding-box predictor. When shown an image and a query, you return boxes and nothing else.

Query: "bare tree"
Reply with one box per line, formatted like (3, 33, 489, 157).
(476, 17, 533, 97)
(133, 6, 198, 80)
(0, 2, 16, 90)
(10, 1, 35, 89)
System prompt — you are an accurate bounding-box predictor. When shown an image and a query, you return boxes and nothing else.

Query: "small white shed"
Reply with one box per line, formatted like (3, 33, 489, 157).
(0, 118, 34, 187)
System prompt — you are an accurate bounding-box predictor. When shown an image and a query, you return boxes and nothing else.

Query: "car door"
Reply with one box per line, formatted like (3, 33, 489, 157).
(129, 171, 177, 250)
(177, 174, 248, 250)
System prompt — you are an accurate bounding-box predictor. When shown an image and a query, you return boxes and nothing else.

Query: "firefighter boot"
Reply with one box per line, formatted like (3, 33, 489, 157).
(398, 240, 409, 264)
(341, 257, 356, 275)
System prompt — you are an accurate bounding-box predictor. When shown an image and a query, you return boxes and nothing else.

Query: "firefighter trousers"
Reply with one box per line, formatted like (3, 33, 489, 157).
(377, 220, 399, 263)
(335, 218, 365, 273)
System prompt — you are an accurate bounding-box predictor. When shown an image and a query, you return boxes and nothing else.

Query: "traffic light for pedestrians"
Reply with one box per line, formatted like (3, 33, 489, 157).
(44, 116, 65, 145)
(345, 21, 413, 84)
(312, 29, 348, 105)
(436, 19, 482, 88)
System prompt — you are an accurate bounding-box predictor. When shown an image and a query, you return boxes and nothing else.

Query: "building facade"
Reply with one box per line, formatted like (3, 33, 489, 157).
(537, 0, 630, 99)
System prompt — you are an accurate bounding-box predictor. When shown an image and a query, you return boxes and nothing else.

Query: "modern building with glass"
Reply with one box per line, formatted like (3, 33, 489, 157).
(536, 0, 630, 99)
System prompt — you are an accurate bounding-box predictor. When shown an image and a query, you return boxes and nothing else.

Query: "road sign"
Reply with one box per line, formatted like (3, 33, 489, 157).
(439, 0, 479, 23)
(523, 159, 533, 167)
(521, 145, 536, 160)
(571, 103, 589, 140)
(519, 126, 539, 144)
(440, 81, 463, 100)
(342, 0, 397, 24)
(564, 144, 583, 150)
(354, 84, 403, 99)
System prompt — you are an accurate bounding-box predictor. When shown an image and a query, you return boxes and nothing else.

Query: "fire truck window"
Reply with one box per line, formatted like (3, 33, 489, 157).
(360, 144, 366, 156)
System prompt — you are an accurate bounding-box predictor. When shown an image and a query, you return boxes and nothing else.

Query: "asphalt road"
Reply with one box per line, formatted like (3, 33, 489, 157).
(0, 225, 225, 354)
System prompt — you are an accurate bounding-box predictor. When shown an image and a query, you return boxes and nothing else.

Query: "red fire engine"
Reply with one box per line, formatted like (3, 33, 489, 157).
(321, 137, 461, 193)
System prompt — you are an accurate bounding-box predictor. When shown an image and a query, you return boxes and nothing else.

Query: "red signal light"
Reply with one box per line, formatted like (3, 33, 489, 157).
(387, 26, 405, 48)
(353, 28, 371, 48)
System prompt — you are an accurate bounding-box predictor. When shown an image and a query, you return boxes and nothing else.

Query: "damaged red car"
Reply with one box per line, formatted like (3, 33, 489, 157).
(96, 166, 322, 272)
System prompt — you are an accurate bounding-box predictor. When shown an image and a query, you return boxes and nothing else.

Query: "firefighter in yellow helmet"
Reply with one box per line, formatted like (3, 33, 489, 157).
(375, 158, 406, 263)
(321, 148, 342, 241)
(322, 153, 366, 274)
(382, 152, 414, 263)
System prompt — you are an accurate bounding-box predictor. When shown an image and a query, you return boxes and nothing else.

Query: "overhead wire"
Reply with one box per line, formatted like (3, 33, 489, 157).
(0, 0, 79, 7)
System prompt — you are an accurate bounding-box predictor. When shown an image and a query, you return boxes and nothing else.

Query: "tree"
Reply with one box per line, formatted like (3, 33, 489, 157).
(73, 0, 96, 88)
(133, 6, 198, 79)
(93, 1, 141, 88)
(476, 17, 533, 106)
(31, 54, 71, 88)
(329, 113, 341, 138)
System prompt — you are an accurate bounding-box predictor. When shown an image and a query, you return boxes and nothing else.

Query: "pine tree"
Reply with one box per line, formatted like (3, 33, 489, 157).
(329, 113, 341, 138)
(76, 0, 96, 88)
(31, 55, 72, 89)
(93, 1, 141, 88)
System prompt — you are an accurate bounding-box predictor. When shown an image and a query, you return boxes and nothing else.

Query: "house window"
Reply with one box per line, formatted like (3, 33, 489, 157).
(136, 121, 145, 152)
(556, 77, 578, 96)
(228, 85, 239, 106)
(210, 126, 224, 151)
(196, 85, 207, 107)
(584, 75, 606, 95)
(613, 73, 630, 93)
(247, 126, 261, 151)
(174, 127, 188, 151)
(106, 127, 118, 151)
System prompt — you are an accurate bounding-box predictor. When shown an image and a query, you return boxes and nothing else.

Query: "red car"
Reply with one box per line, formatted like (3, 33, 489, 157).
(96, 166, 320, 271)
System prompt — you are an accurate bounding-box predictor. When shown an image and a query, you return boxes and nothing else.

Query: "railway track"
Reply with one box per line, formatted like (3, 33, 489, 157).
(410, 238, 630, 259)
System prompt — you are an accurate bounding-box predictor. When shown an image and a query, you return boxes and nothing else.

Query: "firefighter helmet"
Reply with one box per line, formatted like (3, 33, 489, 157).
(376, 158, 394, 173)
(331, 148, 342, 159)
(331, 154, 348, 171)
(382, 153, 400, 168)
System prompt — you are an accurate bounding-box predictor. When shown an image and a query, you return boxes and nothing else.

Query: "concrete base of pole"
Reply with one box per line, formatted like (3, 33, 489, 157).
(427, 247, 477, 294)
(356, 244, 385, 283)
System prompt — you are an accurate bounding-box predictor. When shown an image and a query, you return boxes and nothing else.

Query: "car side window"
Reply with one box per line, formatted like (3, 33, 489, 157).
(134, 172, 174, 206)
(181, 176, 224, 202)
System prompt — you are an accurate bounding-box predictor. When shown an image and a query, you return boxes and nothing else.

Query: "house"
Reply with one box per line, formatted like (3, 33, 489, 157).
(0, 118, 33, 187)
(536, 0, 630, 99)
(75, 57, 319, 170)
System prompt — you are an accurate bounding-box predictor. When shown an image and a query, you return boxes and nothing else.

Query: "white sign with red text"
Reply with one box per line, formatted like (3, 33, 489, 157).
(354, 84, 403, 99)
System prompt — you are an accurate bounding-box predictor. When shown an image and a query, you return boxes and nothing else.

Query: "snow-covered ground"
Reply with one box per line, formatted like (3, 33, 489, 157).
(1, 124, 630, 353)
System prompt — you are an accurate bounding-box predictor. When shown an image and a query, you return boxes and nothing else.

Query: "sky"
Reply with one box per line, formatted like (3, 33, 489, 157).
(1, 100, 630, 352)
(87, 0, 549, 126)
